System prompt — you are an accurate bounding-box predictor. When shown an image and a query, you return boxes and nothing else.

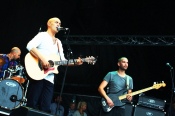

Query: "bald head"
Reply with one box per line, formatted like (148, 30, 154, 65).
(10, 47, 21, 60)
(11, 47, 21, 53)
(46, 17, 61, 34)
(47, 17, 61, 27)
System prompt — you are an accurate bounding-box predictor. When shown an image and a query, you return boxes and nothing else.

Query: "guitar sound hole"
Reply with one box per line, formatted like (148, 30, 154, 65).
(48, 60, 54, 67)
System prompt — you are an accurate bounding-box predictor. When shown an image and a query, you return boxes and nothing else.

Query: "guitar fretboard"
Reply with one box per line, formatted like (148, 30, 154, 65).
(54, 58, 87, 65)
(119, 86, 153, 100)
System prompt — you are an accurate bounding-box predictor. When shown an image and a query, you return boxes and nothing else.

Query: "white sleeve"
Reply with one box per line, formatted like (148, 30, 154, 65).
(26, 33, 43, 51)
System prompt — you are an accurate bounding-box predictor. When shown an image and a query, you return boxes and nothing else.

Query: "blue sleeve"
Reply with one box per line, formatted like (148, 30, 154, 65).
(103, 72, 111, 82)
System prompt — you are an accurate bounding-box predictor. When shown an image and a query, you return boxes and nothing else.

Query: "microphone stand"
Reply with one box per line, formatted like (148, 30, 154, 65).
(55, 29, 74, 116)
(65, 29, 75, 65)
(169, 66, 174, 116)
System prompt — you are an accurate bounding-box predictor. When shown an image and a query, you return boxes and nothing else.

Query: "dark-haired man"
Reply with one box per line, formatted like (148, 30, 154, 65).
(98, 57, 133, 116)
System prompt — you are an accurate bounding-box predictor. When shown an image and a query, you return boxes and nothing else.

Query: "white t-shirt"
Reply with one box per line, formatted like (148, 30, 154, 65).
(26, 32, 66, 83)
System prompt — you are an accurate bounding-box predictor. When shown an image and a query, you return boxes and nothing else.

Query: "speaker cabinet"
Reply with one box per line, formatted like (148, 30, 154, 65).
(10, 106, 54, 116)
(138, 95, 166, 110)
(133, 106, 166, 116)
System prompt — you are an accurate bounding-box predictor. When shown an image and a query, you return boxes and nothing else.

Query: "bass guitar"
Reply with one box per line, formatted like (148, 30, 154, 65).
(101, 82, 166, 112)
(24, 53, 97, 80)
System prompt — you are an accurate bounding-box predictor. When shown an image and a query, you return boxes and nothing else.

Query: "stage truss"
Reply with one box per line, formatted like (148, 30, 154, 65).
(61, 35, 175, 46)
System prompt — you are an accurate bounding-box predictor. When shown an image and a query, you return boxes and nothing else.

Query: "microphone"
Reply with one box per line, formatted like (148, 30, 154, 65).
(57, 27, 69, 31)
(166, 63, 173, 69)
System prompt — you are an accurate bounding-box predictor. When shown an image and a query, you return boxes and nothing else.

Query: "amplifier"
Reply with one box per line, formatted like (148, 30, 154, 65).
(133, 105, 166, 116)
(137, 95, 166, 110)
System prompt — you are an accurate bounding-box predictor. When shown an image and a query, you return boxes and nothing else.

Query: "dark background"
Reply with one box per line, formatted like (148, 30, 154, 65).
(0, 0, 175, 115)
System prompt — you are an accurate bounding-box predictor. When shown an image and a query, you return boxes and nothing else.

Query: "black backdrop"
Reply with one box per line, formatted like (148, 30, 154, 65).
(1, 0, 175, 115)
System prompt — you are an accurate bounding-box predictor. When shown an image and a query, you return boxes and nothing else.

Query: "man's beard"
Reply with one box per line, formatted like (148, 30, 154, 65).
(119, 66, 127, 71)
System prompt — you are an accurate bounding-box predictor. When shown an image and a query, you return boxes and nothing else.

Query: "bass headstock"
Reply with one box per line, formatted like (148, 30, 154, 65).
(152, 81, 166, 89)
(84, 56, 98, 65)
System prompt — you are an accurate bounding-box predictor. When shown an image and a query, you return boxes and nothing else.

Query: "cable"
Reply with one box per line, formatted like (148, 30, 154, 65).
(169, 66, 174, 116)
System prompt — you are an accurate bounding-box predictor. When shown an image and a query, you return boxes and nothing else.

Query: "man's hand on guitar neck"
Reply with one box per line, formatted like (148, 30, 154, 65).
(69, 57, 83, 66)
(76, 57, 83, 65)
(126, 90, 132, 102)
(126, 93, 132, 102)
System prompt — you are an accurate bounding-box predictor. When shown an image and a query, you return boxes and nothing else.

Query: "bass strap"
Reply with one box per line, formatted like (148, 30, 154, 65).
(126, 75, 130, 90)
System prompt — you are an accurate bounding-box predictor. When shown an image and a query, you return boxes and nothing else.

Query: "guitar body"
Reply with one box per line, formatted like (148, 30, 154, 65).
(101, 90, 127, 112)
(25, 53, 59, 80)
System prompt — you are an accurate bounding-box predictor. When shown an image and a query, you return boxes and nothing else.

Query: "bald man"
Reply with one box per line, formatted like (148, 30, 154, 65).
(26, 17, 82, 113)
(0, 47, 21, 79)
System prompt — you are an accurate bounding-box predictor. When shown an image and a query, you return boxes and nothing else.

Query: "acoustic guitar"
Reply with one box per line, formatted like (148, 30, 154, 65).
(25, 53, 97, 80)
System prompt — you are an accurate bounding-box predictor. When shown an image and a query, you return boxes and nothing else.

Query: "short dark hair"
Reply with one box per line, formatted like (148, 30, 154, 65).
(118, 57, 127, 62)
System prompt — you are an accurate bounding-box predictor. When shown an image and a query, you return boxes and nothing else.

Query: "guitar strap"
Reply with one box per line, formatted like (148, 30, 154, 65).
(126, 75, 130, 90)
(57, 39, 62, 61)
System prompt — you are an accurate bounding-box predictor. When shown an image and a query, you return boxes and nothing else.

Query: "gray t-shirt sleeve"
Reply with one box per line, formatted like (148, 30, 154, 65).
(103, 72, 111, 82)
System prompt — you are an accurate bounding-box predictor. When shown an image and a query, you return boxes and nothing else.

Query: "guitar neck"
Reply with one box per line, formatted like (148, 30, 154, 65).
(55, 58, 86, 65)
(119, 86, 153, 100)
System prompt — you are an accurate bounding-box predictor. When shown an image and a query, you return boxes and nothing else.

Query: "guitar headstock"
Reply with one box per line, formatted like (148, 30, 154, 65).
(84, 56, 98, 65)
(152, 81, 166, 89)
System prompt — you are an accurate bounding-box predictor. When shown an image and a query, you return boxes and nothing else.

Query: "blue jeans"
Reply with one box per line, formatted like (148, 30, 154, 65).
(26, 79, 54, 112)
